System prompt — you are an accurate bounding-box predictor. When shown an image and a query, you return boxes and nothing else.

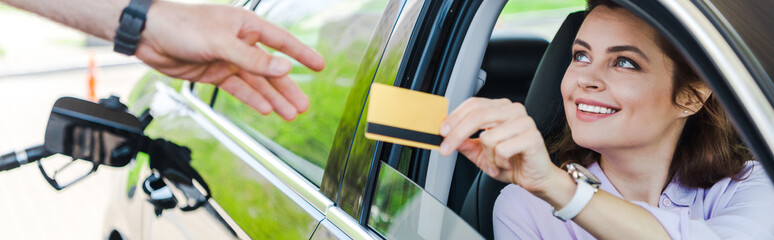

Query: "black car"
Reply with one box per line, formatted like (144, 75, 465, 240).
(103, 0, 774, 239)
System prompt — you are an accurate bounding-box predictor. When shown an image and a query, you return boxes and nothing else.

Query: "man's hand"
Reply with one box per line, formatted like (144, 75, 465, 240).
(137, 2, 324, 121)
(0, 0, 323, 121)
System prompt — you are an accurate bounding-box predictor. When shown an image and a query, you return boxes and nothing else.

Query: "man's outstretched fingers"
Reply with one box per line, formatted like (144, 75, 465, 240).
(242, 73, 298, 121)
(243, 15, 325, 72)
(220, 36, 292, 78)
(268, 75, 309, 113)
(219, 75, 273, 114)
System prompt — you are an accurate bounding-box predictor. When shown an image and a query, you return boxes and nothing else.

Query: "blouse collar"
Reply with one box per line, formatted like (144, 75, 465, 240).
(586, 162, 697, 206)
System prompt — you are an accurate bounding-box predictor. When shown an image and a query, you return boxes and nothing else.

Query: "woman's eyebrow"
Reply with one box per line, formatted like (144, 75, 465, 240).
(573, 39, 592, 50)
(608, 45, 649, 62)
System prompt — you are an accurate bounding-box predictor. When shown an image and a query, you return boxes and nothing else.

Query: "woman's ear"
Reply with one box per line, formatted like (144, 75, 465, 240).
(679, 82, 712, 116)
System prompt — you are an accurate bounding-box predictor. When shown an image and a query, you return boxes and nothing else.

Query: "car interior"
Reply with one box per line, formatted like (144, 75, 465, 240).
(446, 11, 587, 239)
(446, 31, 548, 213)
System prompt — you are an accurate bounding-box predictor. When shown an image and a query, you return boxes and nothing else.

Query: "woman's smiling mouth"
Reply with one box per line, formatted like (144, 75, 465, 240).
(578, 103, 617, 114)
(575, 98, 621, 122)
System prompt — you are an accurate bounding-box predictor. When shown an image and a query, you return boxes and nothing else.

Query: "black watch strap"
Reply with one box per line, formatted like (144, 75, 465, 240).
(114, 0, 154, 55)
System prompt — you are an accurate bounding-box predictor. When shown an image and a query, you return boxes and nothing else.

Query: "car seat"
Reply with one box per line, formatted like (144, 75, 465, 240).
(447, 32, 549, 215)
(478, 33, 550, 103)
(458, 11, 586, 240)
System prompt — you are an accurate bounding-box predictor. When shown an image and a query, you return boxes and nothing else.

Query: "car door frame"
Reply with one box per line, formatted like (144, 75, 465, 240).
(175, 0, 417, 239)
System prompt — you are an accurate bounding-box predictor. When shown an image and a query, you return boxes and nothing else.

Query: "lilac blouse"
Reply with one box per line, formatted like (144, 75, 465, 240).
(493, 161, 774, 239)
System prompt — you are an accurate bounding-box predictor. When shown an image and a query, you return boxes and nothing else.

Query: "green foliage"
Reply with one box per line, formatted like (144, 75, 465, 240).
(213, 6, 383, 177)
(143, 114, 315, 239)
(125, 152, 148, 191)
(501, 0, 587, 15)
(368, 164, 421, 236)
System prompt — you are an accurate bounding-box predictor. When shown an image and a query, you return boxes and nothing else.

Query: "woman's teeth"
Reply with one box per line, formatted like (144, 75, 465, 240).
(578, 103, 617, 114)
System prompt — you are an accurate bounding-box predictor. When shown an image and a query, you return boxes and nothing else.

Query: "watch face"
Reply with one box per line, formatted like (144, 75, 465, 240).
(568, 163, 601, 186)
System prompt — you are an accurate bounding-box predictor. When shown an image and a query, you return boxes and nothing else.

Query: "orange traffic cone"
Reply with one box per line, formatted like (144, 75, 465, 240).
(87, 53, 97, 102)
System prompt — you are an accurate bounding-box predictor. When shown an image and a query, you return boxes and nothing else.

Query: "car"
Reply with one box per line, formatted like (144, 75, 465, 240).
(102, 0, 774, 239)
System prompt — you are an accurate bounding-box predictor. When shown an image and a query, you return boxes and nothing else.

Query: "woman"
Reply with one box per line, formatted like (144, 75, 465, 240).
(439, 0, 774, 239)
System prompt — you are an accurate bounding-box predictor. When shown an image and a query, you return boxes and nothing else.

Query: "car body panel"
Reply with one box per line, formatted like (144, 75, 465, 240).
(113, 77, 324, 239)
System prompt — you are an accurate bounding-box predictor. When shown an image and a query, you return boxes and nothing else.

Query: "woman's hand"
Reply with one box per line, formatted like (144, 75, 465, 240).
(439, 98, 564, 194)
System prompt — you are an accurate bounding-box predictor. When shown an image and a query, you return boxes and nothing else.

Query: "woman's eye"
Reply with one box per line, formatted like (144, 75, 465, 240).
(614, 57, 640, 70)
(573, 51, 591, 63)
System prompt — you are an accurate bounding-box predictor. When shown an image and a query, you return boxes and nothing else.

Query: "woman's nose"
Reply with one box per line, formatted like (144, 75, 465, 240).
(577, 74, 605, 91)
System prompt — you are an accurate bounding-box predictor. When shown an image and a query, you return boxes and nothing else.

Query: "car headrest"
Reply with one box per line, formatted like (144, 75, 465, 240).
(525, 11, 586, 142)
(460, 11, 586, 240)
(478, 33, 549, 103)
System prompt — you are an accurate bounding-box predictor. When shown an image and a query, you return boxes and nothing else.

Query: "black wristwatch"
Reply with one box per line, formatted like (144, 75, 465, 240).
(114, 0, 154, 55)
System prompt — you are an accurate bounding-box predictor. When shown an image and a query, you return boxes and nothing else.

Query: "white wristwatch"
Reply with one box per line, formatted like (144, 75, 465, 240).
(552, 163, 601, 221)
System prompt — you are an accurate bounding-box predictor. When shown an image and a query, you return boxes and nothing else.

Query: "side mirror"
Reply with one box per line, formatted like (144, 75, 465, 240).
(41, 96, 143, 189)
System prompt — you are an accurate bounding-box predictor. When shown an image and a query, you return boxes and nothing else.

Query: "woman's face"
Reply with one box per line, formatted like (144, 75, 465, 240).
(560, 6, 687, 153)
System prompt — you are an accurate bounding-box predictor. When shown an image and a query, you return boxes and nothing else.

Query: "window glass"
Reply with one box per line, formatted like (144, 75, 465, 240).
(496, 0, 586, 40)
(192, 83, 217, 105)
(213, 0, 391, 185)
(704, 1, 774, 86)
(368, 163, 483, 239)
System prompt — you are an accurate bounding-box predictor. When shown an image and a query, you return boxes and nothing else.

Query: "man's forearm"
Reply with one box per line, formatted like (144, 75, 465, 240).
(1, 0, 128, 40)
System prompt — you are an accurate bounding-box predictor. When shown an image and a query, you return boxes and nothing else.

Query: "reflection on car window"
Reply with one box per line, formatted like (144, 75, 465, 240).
(192, 83, 216, 105)
(212, 0, 391, 186)
(368, 162, 483, 239)
(495, 0, 586, 40)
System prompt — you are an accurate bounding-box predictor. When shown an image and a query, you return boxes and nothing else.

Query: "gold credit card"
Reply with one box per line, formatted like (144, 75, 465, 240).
(365, 83, 448, 150)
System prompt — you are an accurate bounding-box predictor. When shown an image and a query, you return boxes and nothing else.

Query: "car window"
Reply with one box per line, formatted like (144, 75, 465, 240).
(367, 162, 483, 239)
(332, 0, 427, 220)
(212, 0, 392, 186)
(701, 0, 774, 90)
(192, 83, 217, 106)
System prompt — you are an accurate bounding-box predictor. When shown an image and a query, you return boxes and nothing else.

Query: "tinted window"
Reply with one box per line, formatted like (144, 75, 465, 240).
(703, 0, 774, 84)
(213, 0, 391, 185)
(192, 83, 217, 105)
(333, 0, 426, 219)
(368, 163, 483, 239)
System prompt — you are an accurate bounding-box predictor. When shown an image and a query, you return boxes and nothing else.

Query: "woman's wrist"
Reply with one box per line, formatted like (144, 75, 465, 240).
(531, 167, 577, 209)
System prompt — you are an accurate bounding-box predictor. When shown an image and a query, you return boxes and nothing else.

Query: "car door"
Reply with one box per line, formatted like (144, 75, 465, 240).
(117, 0, 409, 239)
(287, 0, 774, 239)
(311, 0, 499, 238)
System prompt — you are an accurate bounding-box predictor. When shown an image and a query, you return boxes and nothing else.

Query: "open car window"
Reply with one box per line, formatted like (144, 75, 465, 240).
(495, 0, 586, 40)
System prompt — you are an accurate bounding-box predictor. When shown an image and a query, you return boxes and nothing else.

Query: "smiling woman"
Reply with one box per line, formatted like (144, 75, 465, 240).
(556, 0, 749, 190)
(438, 0, 774, 239)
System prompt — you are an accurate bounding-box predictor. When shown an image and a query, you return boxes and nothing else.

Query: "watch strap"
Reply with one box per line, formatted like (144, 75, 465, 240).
(114, 0, 154, 55)
(552, 180, 596, 221)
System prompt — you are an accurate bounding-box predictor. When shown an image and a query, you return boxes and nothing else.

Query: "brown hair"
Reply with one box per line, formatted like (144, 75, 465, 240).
(549, 0, 751, 188)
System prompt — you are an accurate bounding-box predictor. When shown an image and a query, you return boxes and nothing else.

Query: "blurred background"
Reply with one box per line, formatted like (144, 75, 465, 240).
(0, 1, 226, 239)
